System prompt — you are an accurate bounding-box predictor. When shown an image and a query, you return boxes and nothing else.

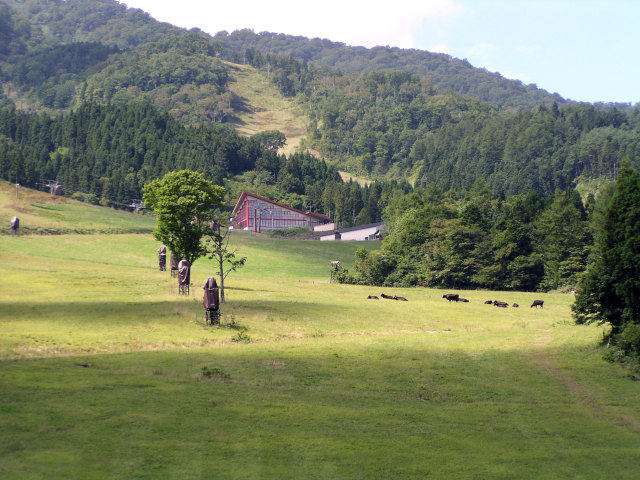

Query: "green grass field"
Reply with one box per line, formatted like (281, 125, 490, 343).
(1, 192, 639, 479)
(1, 181, 155, 235)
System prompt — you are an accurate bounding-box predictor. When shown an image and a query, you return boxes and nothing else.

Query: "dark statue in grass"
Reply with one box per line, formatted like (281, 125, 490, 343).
(205, 216, 246, 304)
(573, 159, 640, 363)
(143, 170, 225, 270)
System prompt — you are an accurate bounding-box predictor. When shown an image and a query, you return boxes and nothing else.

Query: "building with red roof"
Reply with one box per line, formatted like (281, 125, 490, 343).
(231, 191, 332, 232)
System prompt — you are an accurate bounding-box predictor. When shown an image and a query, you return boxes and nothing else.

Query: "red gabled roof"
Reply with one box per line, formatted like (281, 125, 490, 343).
(231, 191, 332, 222)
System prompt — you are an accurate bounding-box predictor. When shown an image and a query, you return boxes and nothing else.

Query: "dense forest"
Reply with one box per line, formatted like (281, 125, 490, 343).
(337, 178, 611, 293)
(214, 29, 571, 111)
(296, 70, 640, 195)
(0, 102, 407, 227)
(2, 0, 639, 198)
(4, 0, 635, 115)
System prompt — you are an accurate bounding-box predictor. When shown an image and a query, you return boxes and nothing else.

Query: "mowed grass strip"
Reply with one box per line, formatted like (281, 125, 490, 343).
(1, 233, 639, 479)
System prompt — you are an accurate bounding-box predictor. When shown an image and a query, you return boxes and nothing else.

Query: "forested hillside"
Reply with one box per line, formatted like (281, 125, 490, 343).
(214, 29, 570, 111)
(0, 0, 600, 115)
(297, 70, 640, 196)
(2, 0, 180, 49)
(0, 102, 411, 227)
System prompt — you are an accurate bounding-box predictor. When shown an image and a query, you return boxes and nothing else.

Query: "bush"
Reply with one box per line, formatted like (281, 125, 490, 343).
(200, 366, 230, 380)
(71, 192, 99, 204)
(617, 324, 640, 359)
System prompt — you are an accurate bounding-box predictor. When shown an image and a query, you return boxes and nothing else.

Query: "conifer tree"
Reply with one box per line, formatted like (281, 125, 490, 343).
(573, 159, 640, 359)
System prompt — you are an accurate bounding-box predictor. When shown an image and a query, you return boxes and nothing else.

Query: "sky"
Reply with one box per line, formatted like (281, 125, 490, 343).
(122, 0, 639, 104)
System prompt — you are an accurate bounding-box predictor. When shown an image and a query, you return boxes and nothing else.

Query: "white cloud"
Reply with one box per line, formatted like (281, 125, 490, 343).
(428, 44, 452, 55)
(124, 0, 464, 49)
(468, 43, 497, 57)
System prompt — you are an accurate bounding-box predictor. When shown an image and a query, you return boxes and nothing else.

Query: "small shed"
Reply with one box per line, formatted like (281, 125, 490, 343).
(320, 231, 341, 241)
(320, 223, 385, 241)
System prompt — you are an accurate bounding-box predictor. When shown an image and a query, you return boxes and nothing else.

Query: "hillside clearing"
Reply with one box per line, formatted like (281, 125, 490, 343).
(226, 62, 308, 155)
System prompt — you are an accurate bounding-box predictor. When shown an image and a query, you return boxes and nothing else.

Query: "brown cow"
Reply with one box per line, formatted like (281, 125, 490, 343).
(381, 293, 394, 299)
(443, 294, 459, 302)
(531, 300, 544, 308)
(512, 303, 519, 308)
(367, 295, 379, 300)
(484, 300, 493, 304)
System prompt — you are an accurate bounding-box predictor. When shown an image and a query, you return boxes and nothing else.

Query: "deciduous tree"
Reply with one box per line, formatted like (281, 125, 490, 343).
(143, 169, 224, 266)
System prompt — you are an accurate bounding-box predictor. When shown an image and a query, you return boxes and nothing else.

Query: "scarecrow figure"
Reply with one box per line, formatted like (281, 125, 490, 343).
(170, 252, 178, 277)
(178, 259, 190, 296)
(10, 216, 19, 236)
(203, 277, 220, 325)
(158, 246, 167, 271)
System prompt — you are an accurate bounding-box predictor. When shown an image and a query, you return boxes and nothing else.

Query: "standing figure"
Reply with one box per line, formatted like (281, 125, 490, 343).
(170, 252, 178, 277)
(203, 277, 220, 325)
(10, 216, 19, 236)
(178, 259, 190, 296)
(158, 246, 167, 271)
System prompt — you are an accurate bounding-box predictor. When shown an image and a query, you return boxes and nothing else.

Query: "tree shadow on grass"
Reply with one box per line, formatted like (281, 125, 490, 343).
(0, 299, 204, 324)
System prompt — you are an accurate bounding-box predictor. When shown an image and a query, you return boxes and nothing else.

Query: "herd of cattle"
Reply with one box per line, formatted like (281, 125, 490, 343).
(444, 294, 544, 308)
(367, 293, 408, 301)
(368, 292, 544, 309)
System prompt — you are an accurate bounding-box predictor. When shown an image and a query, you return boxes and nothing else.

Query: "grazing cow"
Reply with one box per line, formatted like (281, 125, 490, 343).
(494, 301, 508, 308)
(367, 295, 379, 300)
(512, 303, 519, 308)
(484, 300, 493, 304)
(531, 300, 544, 308)
(394, 296, 408, 301)
(442, 294, 459, 302)
(381, 293, 394, 299)
(457, 297, 469, 302)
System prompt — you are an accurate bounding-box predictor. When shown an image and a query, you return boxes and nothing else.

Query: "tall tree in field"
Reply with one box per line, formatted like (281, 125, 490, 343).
(573, 159, 640, 361)
(143, 170, 225, 266)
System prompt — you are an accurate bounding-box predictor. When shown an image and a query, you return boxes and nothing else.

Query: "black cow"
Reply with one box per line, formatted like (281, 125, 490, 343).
(494, 301, 508, 308)
(484, 300, 493, 304)
(381, 293, 394, 299)
(367, 295, 379, 300)
(394, 296, 408, 301)
(512, 303, 519, 308)
(531, 300, 544, 308)
(443, 294, 459, 302)
(457, 298, 469, 302)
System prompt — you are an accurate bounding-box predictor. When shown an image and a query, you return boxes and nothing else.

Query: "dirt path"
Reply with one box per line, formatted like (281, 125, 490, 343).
(529, 329, 640, 432)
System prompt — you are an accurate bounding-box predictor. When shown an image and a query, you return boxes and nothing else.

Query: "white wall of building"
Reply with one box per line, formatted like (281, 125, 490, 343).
(339, 226, 379, 241)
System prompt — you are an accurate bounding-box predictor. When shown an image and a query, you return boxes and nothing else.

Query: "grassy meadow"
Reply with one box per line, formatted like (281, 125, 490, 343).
(0, 180, 156, 235)
(1, 193, 640, 479)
